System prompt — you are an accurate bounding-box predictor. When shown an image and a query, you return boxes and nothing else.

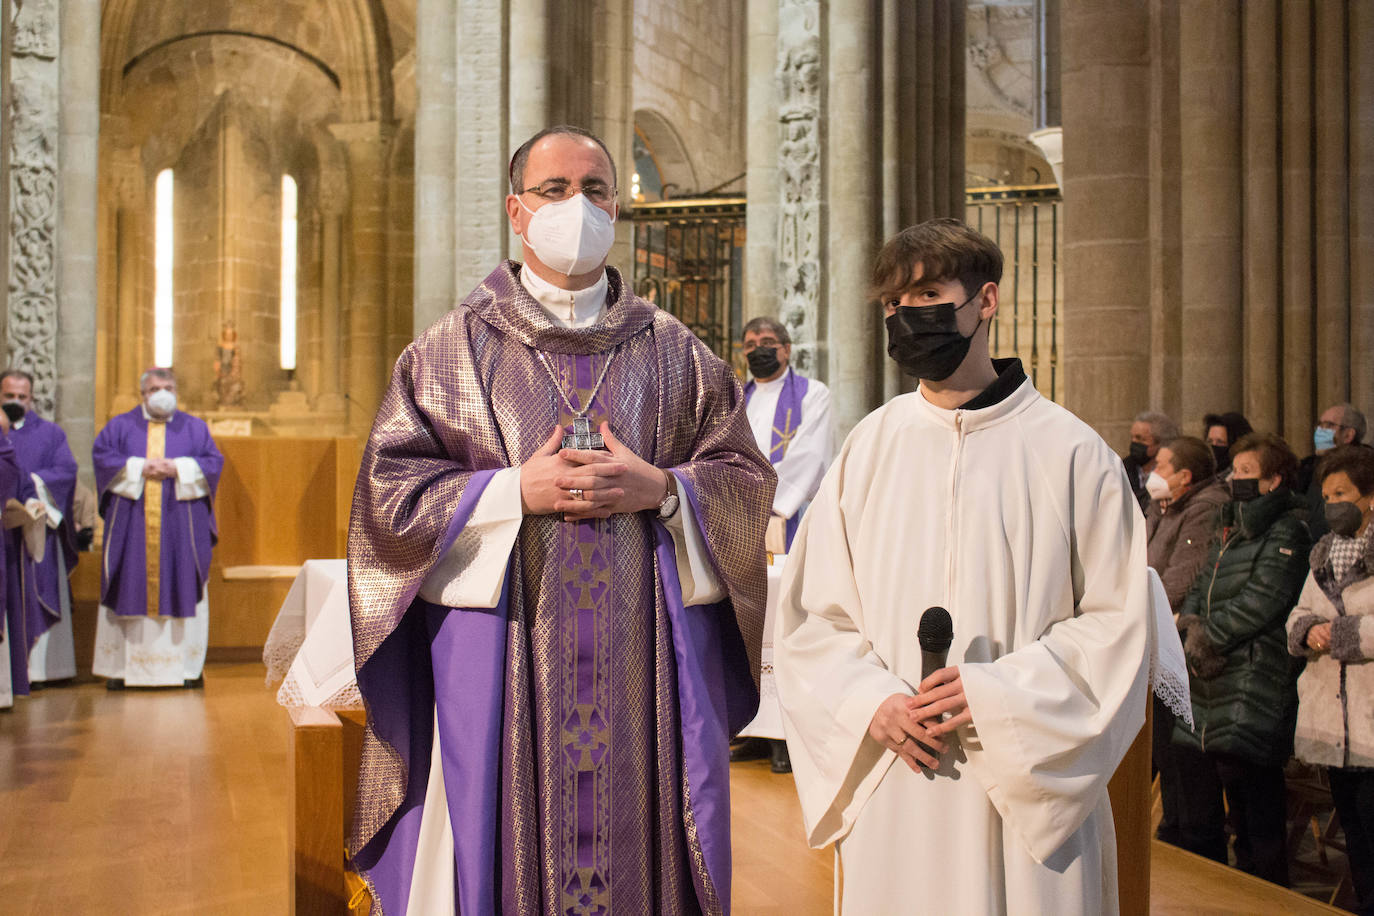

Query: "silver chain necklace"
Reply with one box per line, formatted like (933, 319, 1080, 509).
(534, 348, 616, 449)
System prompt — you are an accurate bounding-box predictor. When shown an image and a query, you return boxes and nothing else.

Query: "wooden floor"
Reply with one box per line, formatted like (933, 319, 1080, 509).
(0, 664, 1350, 914)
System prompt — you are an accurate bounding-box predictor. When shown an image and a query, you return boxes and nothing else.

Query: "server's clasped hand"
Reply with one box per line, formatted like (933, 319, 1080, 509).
(867, 666, 972, 773)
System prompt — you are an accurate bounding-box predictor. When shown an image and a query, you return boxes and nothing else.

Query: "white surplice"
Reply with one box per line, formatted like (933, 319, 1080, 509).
(774, 377, 1150, 915)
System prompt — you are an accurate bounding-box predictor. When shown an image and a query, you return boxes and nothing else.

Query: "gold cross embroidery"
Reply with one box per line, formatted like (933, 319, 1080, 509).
(770, 408, 796, 461)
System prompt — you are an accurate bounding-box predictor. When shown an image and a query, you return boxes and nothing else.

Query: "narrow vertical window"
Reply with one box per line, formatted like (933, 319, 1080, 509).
(280, 175, 298, 371)
(154, 168, 174, 366)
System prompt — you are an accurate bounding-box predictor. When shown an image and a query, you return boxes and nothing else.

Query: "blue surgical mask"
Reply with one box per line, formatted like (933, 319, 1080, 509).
(1314, 427, 1336, 453)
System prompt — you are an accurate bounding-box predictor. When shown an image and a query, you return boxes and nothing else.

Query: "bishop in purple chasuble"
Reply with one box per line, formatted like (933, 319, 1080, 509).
(91, 408, 222, 618)
(6, 413, 79, 658)
(347, 262, 774, 915)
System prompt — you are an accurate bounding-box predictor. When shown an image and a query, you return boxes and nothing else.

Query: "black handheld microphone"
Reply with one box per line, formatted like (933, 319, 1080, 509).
(918, 606, 953, 681)
(915, 607, 958, 779)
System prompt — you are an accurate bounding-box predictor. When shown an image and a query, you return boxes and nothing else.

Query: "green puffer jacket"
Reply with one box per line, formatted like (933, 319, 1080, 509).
(1171, 487, 1311, 764)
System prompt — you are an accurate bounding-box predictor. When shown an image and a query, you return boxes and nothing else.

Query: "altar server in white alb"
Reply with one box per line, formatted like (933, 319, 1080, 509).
(774, 218, 1151, 914)
(741, 317, 834, 553)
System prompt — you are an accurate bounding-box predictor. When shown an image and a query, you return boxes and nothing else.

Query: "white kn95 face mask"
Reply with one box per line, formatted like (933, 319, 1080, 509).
(518, 193, 616, 277)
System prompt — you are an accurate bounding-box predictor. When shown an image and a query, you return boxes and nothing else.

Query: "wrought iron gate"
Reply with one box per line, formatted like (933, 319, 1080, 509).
(630, 197, 746, 363)
(966, 184, 1063, 403)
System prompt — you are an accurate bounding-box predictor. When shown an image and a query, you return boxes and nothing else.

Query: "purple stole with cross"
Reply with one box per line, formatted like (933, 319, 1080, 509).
(744, 368, 809, 549)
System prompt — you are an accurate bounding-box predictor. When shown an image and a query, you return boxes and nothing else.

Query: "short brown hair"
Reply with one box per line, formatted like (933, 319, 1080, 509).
(871, 218, 1003, 301)
(1163, 436, 1216, 484)
(1318, 445, 1374, 496)
(1232, 431, 1299, 488)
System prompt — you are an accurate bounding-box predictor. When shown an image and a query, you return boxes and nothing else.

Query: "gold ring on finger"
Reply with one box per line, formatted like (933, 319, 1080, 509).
(570, 488, 584, 500)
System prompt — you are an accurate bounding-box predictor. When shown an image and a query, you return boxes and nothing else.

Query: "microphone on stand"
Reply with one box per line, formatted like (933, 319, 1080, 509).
(915, 607, 958, 779)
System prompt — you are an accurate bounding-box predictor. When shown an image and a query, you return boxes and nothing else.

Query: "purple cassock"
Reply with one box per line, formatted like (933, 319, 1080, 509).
(91, 408, 222, 617)
(6, 412, 79, 660)
(743, 369, 810, 549)
(0, 435, 24, 694)
(347, 262, 775, 915)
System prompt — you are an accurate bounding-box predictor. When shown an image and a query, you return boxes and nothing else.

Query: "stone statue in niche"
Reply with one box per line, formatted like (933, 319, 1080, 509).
(213, 320, 244, 408)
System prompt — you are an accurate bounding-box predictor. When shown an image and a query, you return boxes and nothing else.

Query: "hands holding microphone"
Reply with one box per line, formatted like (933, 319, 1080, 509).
(867, 607, 972, 775)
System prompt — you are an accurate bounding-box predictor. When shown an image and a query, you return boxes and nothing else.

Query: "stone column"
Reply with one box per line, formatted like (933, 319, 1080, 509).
(1352, 0, 1374, 412)
(1178, 1, 1243, 430)
(316, 170, 348, 416)
(1060, 3, 1153, 448)
(775, 0, 823, 381)
(459, 0, 515, 294)
(1278, 2, 1315, 447)
(413, 0, 457, 330)
(744, 0, 779, 319)
(1239, 0, 1280, 433)
(111, 154, 144, 412)
(825, 0, 881, 432)
(591, 0, 634, 273)
(8, 0, 61, 416)
(331, 122, 392, 435)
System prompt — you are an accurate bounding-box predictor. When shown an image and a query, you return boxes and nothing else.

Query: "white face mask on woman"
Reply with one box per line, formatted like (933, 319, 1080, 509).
(517, 193, 616, 277)
(1145, 470, 1172, 501)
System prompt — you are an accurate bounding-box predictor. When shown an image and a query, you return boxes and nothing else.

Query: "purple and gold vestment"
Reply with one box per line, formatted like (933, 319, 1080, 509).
(92, 408, 222, 617)
(348, 262, 774, 914)
(5, 414, 78, 672)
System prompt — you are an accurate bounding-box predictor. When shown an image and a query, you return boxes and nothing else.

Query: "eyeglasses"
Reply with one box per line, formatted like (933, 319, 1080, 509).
(1318, 420, 1351, 431)
(517, 180, 617, 205)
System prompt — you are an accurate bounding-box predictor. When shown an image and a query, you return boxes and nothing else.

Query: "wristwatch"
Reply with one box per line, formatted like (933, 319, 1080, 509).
(656, 472, 681, 519)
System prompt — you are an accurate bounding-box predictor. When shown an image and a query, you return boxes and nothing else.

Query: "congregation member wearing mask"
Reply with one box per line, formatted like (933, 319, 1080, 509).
(1143, 436, 1229, 849)
(1202, 411, 1252, 477)
(1300, 403, 1368, 542)
(0, 369, 79, 689)
(1171, 432, 1309, 886)
(346, 126, 773, 913)
(1125, 410, 1180, 513)
(1288, 445, 1374, 916)
(90, 368, 222, 690)
(775, 218, 1150, 913)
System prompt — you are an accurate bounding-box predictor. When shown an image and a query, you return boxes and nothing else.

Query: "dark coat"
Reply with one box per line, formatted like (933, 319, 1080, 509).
(1146, 477, 1230, 610)
(1172, 487, 1311, 764)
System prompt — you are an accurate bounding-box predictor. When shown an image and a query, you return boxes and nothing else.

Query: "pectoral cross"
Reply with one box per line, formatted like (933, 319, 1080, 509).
(562, 416, 606, 450)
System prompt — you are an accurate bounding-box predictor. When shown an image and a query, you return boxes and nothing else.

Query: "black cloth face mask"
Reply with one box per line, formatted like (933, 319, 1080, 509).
(884, 291, 981, 382)
(2, 401, 25, 424)
(747, 346, 782, 379)
(1229, 477, 1261, 502)
(1128, 441, 1151, 466)
(1326, 500, 1366, 538)
(1211, 444, 1231, 472)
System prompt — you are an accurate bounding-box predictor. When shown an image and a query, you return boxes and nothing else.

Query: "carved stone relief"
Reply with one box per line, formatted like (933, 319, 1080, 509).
(775, 0, 822, 374)
(8, 1, 60, 416)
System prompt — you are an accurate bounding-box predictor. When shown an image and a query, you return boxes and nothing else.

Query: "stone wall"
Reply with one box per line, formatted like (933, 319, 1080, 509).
(632, 0, 745, 194)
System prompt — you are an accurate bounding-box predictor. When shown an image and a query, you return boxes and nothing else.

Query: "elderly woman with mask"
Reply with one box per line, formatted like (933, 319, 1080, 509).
(1170, 432, 1310, 886)
(1144, 436, 1231, 846)
(1288, 445, 1374, 915)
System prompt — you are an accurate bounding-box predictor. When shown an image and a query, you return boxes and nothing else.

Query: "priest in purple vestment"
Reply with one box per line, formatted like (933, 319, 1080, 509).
(733, 320, 835, 776)
(347, 126, 775, 914)
(91, 368, 223, 689)
(0, 369, 80, 687)
(0, 428, 26, 707)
